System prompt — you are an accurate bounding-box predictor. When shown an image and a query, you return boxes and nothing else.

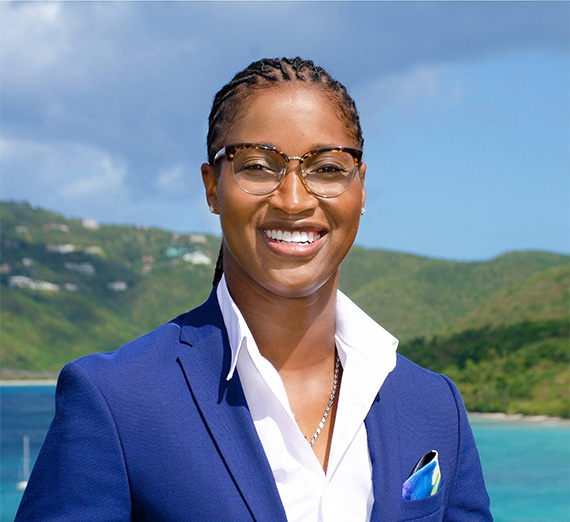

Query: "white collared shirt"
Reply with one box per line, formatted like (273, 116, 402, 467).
(217, 276, 398, 522)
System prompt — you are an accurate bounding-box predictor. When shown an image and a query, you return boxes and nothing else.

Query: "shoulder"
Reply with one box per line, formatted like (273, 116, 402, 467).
(382, 354, 466, 448)
(68, 290, 221, 392)
(389, 353, 460, 405)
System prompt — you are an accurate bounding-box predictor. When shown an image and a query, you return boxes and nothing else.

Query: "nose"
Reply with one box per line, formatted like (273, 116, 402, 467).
(270, 162, 318, 214)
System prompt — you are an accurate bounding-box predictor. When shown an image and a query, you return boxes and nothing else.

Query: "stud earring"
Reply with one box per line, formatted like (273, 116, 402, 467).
(360, 207, 366, 215)
(209, 205, 217, 214)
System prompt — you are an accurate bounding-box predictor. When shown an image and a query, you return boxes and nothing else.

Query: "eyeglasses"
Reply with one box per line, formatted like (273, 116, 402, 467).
(213, 143, 363, 198)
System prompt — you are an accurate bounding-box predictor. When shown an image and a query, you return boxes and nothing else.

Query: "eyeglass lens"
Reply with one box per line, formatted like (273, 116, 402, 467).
(231, 148, 357, 197)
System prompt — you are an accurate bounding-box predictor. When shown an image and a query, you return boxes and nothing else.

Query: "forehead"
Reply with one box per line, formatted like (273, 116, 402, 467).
(226, 84, 355, 151)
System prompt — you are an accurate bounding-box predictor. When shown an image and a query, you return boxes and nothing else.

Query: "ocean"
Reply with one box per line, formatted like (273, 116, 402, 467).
(1, 385, 569, 521)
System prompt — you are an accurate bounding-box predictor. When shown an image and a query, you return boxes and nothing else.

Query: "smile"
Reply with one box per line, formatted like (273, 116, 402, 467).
(263, 229, 321, 245)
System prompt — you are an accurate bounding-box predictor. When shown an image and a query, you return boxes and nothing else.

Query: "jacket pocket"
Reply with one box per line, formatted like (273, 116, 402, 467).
(398, 484, 445, 522)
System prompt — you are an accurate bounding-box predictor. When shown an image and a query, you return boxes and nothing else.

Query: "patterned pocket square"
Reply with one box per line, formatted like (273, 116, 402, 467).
(402, 450, 441, 501)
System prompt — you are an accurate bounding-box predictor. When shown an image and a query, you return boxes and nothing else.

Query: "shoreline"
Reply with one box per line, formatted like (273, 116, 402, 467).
(468, 411, 569, 425)
(0, 379, 57, 386)
(1, 381, 568, 425)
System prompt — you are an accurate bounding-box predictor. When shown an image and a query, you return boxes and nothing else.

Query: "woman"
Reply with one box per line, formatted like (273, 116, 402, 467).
(17, 58, 492, 521)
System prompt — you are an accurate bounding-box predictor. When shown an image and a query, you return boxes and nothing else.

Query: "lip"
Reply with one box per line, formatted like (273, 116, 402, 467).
(259, 222, 327, 258)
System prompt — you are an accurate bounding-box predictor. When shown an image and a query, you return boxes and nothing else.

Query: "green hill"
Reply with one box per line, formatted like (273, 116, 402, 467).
(1, 201, 568, 416)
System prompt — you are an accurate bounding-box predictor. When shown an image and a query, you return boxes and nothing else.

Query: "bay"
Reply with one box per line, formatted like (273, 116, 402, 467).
(1, 385, 568, 521)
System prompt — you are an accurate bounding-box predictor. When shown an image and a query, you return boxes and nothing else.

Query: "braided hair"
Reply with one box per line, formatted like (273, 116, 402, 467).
(208, 57, 364, 287)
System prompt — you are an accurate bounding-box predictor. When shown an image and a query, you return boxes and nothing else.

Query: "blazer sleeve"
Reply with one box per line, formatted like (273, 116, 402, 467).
(441, 375, 493, 521)
(15, 361, 131, 521)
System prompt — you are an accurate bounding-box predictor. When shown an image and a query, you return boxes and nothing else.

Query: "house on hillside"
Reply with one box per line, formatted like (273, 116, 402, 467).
(82, 218, 99, 230)
(166, 247, 191, 259)
(85, 246, 103, 255)
(182, 250, 212, 265)
(64, 262, 96, 276)
(189, 234, 207, 244)
(44, 223, 69, 232)
(47, 244, 76, 254)
(108, 281, 128, 292)
(9, 276, 60, 292)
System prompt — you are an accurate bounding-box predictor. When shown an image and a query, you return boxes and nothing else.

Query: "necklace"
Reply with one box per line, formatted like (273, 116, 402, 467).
(308, 351, 341, 447)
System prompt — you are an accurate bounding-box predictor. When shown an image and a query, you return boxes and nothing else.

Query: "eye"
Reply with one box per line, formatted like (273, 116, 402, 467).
(304, 151, 354, 177)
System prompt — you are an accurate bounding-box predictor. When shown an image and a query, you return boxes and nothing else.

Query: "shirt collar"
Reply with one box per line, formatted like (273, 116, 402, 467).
(216, 275, 398, 382)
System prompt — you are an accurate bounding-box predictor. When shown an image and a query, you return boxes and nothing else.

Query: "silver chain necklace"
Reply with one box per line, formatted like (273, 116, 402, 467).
(308, 351, 341, 447)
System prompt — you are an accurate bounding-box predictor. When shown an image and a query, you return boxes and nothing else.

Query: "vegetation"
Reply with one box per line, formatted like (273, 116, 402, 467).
(1, 201, 568, 417)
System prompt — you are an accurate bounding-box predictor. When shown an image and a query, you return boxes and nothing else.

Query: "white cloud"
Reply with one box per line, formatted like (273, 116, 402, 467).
(357, 65, 443, 114)
(59, 155, 127, 199)
(1, 138, 128, 200)
(156, 164, 186, 195)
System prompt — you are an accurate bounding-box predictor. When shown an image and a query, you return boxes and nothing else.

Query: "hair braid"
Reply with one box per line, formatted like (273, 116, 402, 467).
(207, 57, 363, 287)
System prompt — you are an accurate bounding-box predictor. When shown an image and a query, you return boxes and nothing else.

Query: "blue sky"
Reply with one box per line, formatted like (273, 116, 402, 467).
(1, 1, 568, 261)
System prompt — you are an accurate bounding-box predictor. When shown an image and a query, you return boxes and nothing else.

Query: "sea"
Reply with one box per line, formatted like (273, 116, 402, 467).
(1, 385, 569, 522)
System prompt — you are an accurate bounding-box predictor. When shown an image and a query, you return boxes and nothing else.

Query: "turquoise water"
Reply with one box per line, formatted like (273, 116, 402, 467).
(1, 385, 569, 521)
(471, 416, 570, 521)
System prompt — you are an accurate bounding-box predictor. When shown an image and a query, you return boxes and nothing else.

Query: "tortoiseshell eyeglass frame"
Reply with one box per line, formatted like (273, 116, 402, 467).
(212, 143, 363, 198)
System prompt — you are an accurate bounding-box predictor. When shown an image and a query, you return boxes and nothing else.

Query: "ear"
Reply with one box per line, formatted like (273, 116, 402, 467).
(201, 163, 219, 213)
(359, 162, 367, 210)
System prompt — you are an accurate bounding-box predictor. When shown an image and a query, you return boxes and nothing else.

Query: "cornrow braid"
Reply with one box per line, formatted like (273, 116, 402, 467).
(212, 242, 224, 287)
(207, 57, 364, 287)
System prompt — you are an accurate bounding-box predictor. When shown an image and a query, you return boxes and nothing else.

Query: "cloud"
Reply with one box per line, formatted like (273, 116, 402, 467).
(155, 164, 188, 198)
(1, 138, 128, 201)
(357, 65, 444, 114)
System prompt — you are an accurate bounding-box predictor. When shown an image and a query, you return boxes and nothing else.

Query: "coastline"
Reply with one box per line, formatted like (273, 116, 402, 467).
(1, 381, 567, 425)
(0, 379, 57, 386)
(468, 411, 570, 425)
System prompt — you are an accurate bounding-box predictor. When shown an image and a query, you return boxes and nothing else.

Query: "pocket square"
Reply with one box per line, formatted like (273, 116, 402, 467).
(402, 450, 441, 501)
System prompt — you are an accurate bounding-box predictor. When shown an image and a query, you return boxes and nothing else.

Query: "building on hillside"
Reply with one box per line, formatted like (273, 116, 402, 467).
(182, 250, 212, 265)
(82, 218, 99, 230)
(189, 234, 207, 244)
(44, 223, 69, 232)
(141, 255, 155, 264)
(64, 283, 79, 292)
(0, 263, 11, 274)
(166, 246, 191, 258)
(9, 275, 60, 292)
(47, 244, 76, 254)
(64, 262, 96, 276)
(108, 281, 128, 292)
(142, 263, 153, 273)
(85, 246, 104, 255)
(15, 225, 29, 234)
(22, 258, 34, 267)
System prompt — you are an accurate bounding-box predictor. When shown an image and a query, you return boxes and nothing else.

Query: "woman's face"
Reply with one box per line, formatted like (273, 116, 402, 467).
(202, 84, 366, 299)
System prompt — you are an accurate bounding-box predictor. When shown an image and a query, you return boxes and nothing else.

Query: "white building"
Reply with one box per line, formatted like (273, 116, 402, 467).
(47, 244, 76, 254)
(82, 218, 99, 230)
(9, 276, 60, 292)
(108, 281, 128, 292)
(182, 250, 212, 265)
(64, 262, 96, 276)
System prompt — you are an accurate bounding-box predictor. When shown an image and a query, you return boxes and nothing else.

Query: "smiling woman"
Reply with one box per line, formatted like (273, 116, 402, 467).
(16, 58, 493, 522)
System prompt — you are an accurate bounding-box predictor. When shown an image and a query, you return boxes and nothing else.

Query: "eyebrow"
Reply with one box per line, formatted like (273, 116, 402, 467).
(251, 142, 347, 152)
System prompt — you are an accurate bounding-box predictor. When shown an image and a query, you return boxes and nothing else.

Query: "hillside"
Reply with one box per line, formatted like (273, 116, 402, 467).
(1, 201, 568, 416)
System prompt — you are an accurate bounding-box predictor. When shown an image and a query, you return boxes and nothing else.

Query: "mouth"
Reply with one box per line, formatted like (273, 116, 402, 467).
(262, 228, 324, 245)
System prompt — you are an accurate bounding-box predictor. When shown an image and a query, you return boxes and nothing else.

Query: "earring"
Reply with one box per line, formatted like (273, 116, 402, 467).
(360, 207, 366, 215)
(209, 205, 217, 214)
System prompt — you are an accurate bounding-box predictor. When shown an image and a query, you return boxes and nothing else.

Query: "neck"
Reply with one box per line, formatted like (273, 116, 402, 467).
(224, 269, 338, 372)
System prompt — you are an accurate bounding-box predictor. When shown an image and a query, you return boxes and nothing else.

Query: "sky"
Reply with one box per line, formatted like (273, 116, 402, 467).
(1, 1, 568, 261)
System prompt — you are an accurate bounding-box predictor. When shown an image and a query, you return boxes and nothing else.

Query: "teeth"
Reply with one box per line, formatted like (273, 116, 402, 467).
(264, 229, 320, 244)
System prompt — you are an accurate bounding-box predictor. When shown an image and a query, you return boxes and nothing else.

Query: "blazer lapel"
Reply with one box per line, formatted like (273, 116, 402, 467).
(177, 291, 287, 522)
(365, 374, 402, 522)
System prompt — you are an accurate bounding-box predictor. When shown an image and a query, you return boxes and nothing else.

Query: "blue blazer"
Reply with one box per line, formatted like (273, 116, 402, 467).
(17, 290, 492, 521)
